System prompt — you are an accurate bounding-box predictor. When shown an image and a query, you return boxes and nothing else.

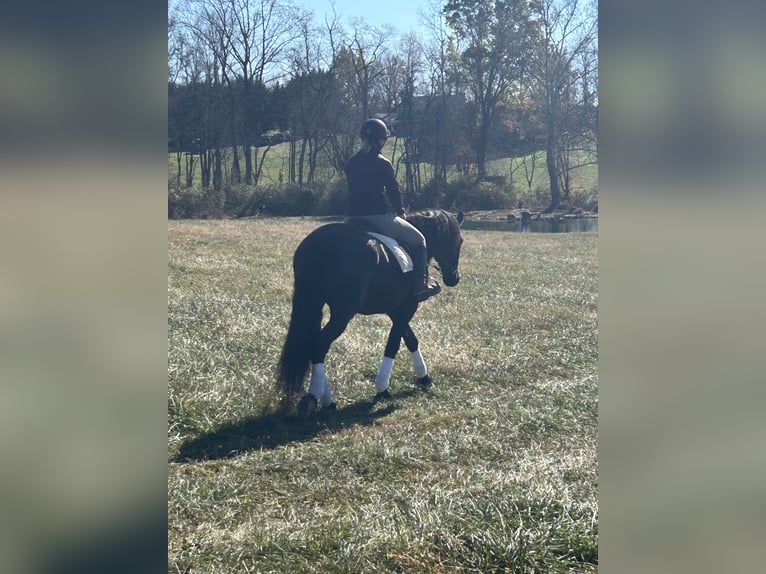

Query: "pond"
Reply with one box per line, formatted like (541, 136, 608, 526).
(461, 216, 598, 233)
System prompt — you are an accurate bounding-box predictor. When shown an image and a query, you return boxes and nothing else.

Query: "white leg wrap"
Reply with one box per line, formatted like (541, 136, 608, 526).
(411, 349, 428, 378)
(308, 363, 328, 400)
(320, 386, 335, 408)
(375, 357, 394, 393)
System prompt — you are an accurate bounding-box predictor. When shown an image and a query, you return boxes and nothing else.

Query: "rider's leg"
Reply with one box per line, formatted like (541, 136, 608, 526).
(354, 213, 441, 301)
(391, 218, 440, 301)
(408, 242, 431, 296)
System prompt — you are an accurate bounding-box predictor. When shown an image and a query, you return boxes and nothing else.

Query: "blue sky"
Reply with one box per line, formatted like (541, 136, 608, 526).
(170, 0, 437, 38)
(308, 0, 433, 37)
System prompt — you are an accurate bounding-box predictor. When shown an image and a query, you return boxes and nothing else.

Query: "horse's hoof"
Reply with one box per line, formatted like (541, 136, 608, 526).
(416, 375, 432, 390)
(373, 389, 392, 403)
(297, 394, 318, 417)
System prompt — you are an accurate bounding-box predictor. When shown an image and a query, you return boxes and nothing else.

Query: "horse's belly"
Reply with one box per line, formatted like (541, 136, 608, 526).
(359, 268, 410, 314)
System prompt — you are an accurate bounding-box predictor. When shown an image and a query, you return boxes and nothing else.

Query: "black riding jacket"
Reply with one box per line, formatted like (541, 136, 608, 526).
(344, 149, 403, 216)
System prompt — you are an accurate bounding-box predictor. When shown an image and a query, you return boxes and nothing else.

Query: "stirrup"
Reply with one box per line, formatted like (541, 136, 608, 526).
(413, 281, 441, 302)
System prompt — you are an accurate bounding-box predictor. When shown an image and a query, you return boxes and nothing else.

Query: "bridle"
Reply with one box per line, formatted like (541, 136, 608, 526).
(430, 253, 460, 280)
(410, 210, 462, 280)
(431, 259, 455, 277)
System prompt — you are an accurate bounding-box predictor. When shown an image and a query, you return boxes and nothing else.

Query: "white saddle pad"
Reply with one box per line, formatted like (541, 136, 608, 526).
(367, 232, 414, 273)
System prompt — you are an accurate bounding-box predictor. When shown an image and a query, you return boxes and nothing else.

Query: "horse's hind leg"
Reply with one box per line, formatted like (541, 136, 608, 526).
(307, 304, 355, 407)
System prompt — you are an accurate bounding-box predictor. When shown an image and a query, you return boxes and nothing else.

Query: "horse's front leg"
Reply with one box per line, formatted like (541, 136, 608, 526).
(375, 322, 432, 398)
(403, 326, 432, 390)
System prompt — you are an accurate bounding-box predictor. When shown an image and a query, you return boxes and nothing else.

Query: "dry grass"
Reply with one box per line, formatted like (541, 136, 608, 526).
(168, 218, 598, 573)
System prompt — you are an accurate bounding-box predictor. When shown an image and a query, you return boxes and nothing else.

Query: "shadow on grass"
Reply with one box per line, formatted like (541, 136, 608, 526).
(172, 389, 419, 463)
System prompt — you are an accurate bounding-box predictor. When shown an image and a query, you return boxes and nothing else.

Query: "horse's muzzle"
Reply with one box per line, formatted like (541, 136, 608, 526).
(443, 270, 460, 287)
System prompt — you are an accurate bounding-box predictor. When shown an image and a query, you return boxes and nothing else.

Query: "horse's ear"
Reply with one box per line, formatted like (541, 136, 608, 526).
(457, 210, 464, 226)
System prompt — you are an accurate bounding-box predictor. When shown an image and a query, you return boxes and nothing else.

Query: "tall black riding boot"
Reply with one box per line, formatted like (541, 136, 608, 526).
(410, 244, 441, 302)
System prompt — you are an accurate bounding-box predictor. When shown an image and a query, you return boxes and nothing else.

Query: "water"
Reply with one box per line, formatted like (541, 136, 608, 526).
(461, 216, 598, 233)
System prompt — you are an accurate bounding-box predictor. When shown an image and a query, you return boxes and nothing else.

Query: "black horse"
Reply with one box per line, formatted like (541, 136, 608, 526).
(277, 209, 465, 415)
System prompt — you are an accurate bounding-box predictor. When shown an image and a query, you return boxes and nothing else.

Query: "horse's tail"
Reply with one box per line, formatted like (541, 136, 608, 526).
(277, 268, 323, 398)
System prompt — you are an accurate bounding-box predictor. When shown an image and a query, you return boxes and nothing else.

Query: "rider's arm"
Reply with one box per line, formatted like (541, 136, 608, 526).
(380, 157, 403, 214)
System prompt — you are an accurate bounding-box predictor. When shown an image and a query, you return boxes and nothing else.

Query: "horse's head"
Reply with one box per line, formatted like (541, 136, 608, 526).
(408, 210, 464, 287)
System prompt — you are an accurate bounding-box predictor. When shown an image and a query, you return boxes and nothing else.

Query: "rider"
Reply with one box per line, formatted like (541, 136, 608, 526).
(345, 118, 441, 302)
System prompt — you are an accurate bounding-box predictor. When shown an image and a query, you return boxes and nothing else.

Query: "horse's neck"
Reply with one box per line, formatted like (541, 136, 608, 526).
(406, 213, 436, 243)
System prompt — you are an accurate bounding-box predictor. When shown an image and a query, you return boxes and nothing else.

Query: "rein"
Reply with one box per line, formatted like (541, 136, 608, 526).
(431, 260, 452, 276)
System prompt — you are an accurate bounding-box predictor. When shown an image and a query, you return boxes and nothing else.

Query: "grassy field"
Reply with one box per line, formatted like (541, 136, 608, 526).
(168, 218, 598, 573)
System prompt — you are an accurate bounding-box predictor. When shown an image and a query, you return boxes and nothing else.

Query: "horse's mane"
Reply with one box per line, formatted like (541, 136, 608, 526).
(406, 209, 459, 238)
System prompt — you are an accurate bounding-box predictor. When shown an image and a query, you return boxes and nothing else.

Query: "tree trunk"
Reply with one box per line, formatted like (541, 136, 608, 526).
(244, 143, 253, 185)
(231, 143, 241, 184)
(230, 96, 241, 183)
(544, 94, 560, 212)
(558, 147, 571, 200)
(298, 136, 308, 187)
(254, 146, 270, 186)
(200, 150, 210, 189)
(308, 135, 319, 184)
(289, 135, 297, 184)
(213, 148, 222, 192)
(523, 151, 538, 192)
(476, 107, 490, 179)
(185, 153, 195, 188)
(415, 154, 422, 197)
(545, 143, 560, 212)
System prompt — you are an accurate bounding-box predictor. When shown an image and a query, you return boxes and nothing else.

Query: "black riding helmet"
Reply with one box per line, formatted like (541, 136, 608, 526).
(360, 118, 390, 142)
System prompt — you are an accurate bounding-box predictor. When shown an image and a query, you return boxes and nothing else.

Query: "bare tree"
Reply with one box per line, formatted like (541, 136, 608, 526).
(324, 23, 392, 171)
(177, 0, 237, 193)
(225, 0, 308, 184)
(527, 0, 597, 211)
(170, 0, 229, 197)
(393, 34, 426, 199)
(180, 0, 307, 186)
(287, 11, 343, 185)
(444, 0, 536, 179)
(347, 21, 393, 121)
(420, 1, 462, 185)
(521, 150, 541, 192)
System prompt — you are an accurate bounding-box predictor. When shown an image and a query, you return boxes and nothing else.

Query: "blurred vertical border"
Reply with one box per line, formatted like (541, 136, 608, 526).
(0, 2, 168, 573)
(600, 0, 766, 572)
(2, 1, 765, 573)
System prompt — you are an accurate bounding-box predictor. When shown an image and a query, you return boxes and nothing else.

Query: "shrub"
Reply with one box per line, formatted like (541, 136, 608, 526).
(440, 177, 470, 210)
(569, 186, 599, 213)
(223, 184, 251, 214)
(419, 176, 514, 212)
(236, 187, 276, 218)
(410, 177, 448, 210)
(168, 186, 194, 219)
(514, 185, 551, 212)
(460, 180, 515, 211)
(237, 185, 318, 217)
(277, 184, 319, 216)
(168, 186, 223, 219)
(315, 179, 348, 216)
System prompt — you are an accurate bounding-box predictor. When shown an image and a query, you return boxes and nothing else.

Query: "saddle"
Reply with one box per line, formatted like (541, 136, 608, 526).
(366, 232, 413, 273)
(345, 218, 414, 273)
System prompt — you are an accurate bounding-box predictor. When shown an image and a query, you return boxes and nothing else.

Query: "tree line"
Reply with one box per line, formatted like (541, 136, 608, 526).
(168, 0, 597, 214)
